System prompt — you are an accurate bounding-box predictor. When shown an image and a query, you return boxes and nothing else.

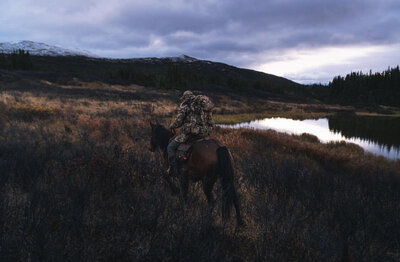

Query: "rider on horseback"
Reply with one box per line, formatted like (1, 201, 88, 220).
(167, 90, 214, 176)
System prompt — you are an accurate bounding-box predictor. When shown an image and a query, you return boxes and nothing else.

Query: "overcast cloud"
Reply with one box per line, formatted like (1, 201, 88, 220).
(0, 0, 399, 83)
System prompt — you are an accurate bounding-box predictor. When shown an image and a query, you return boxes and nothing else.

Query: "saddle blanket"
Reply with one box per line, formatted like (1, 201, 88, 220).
(176, 137, 209, 161)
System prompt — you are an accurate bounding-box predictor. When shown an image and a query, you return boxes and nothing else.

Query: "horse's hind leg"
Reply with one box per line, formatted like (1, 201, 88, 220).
(233, 191, 244, 226)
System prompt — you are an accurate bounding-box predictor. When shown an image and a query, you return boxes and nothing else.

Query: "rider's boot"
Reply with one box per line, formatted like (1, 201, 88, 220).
(167, 155, 179, 176)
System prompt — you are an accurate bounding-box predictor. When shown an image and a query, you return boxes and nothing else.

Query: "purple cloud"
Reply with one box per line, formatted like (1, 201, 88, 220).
(0, 0, 399, 82)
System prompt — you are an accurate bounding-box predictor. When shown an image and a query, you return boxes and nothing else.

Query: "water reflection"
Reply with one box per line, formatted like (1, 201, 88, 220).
(224, 116, 400, 159)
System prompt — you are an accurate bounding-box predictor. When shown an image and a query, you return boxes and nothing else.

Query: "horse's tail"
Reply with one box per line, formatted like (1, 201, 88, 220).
(217, 146, 238, 221)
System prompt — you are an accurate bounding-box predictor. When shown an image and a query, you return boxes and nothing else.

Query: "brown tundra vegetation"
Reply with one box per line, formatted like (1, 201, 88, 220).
(0, 76, 399, 261)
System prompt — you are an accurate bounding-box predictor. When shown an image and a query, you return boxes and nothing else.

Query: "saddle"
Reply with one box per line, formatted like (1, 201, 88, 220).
(176, 137, 209, 162)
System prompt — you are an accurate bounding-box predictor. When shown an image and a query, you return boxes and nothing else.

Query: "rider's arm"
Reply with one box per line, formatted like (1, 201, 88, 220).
(169, 104, 188, 129)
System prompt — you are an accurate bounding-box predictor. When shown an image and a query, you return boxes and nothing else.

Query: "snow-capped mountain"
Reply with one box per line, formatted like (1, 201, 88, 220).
(0, 41, 206, 65)
(130, 54, 199, 63)
(0, 41, 202, 62)
(0, 41, 96, 57)
(168, 54, 198, 62)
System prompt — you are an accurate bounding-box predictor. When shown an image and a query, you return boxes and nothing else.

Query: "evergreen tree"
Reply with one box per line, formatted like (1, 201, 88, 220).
(6, 49, 34, 70)
(0, 53, 8, 69)
(325, 66, 400, 107)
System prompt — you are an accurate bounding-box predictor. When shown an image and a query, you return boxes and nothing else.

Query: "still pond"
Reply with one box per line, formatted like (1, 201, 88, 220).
(224, 116, 400, 159)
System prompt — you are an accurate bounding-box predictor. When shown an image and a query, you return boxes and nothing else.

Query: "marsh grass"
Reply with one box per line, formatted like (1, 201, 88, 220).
(0, 77, 399, 261)
(297, 133, 321, 143)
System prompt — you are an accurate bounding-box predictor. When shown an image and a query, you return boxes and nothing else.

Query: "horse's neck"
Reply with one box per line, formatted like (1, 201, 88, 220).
(160, 127, 173, 150)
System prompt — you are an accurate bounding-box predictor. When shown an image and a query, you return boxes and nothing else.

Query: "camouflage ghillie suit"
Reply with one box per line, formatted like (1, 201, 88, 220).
(170, 93, 214, 143)
(167, 91, 214, 175)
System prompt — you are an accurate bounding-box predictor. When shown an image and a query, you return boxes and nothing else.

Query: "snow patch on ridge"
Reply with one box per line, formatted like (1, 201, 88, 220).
(0, 41, 202, 63)
(0, 41, 97, 57)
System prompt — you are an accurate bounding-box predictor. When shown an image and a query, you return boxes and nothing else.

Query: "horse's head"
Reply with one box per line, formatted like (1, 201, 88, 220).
(149, 121, 173, 152)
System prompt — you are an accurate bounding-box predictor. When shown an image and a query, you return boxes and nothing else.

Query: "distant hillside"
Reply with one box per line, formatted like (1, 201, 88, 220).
(22, 54, 312, 101)
(2, 41, 399, 107)
(0, 41, 314, 101)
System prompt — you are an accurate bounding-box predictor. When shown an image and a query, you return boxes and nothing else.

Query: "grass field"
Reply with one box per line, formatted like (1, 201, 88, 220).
(1, 75, 399, 261)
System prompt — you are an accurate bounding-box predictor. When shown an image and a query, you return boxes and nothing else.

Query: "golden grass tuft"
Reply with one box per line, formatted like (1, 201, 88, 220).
(9, 104, 56, 120)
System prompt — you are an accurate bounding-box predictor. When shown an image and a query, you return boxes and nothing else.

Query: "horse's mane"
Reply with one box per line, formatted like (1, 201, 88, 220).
(154, 124, 174, 150)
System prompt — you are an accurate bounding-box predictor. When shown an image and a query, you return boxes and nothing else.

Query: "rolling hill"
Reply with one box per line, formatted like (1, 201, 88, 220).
(1, 41, 312, 101)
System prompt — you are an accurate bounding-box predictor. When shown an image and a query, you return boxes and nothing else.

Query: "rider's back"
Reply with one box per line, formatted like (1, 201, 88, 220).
(186, 95, 214, 137)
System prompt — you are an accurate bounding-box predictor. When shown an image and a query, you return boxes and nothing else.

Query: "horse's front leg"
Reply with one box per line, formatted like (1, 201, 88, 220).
(179, 172, 189, 200)
(203, 177, 216, 211)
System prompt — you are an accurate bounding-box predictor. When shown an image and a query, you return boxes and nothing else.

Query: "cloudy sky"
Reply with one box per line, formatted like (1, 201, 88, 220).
(1, 0, 399, 83)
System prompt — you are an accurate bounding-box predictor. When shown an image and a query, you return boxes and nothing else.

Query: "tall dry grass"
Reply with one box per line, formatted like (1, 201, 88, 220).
(0, 80, 399, 261)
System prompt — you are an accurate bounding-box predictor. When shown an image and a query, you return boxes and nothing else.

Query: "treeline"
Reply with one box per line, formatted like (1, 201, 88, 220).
(0, 52, 310, 100)
(312, 66, 400, 107)
(108, 64, 281, 93)
(27, 55, 307, 100)
(106, 65, 204, 89)
(0, 50, 34, 70)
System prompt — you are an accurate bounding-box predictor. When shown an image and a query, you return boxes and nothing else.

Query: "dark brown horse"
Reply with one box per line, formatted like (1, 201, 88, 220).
(150, 122, 244, 226)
